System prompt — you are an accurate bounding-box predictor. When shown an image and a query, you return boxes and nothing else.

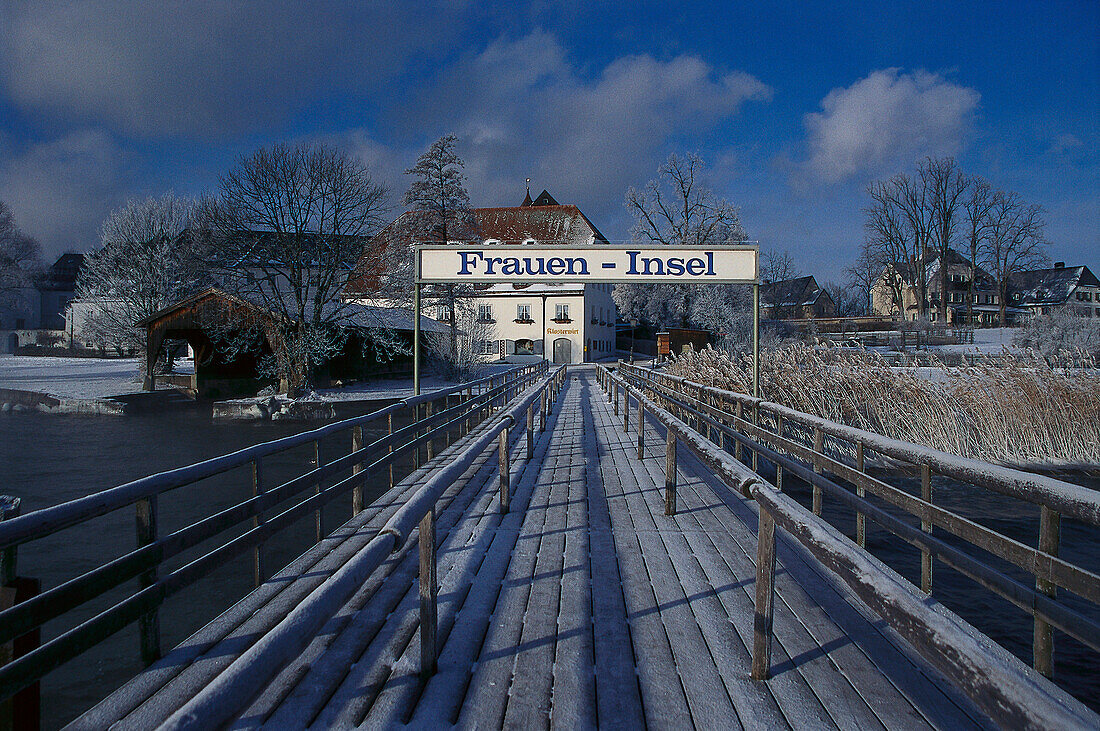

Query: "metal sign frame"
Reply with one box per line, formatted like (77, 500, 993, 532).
(412, 244, 761, 397)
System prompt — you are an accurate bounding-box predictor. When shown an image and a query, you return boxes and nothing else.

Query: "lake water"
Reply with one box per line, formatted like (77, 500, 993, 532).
(2, 408, 1097, 726)
(0, 404, 421, 729)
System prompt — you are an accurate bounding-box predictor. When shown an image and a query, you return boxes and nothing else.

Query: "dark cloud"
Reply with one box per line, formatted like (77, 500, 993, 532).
(0, 129, 134, 258)
(1, 1, 465, 137)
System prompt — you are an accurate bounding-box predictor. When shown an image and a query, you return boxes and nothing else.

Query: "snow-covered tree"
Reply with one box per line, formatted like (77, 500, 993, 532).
(615, 153, 747, 329)
(74, 194, 204, 366)
(401, 134, 479, 376)
(0, 200, 42, 314)
(197, 143, 391, 395)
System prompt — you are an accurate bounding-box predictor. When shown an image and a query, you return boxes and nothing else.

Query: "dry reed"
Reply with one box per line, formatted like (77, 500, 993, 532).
(667, 344, 1100, 464)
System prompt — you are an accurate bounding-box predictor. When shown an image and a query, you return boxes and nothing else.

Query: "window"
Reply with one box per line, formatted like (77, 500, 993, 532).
(554, 303, 570, 321)
(478, 304, 493, 322)
(437, 305, 451, 321)
(515, 338, 534, 355)
(516, 304, 531, 322)
(476, 339, 495, 355)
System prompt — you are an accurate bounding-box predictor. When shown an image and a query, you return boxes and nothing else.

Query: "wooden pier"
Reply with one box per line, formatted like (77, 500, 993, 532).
(2, 364, 1097, 729)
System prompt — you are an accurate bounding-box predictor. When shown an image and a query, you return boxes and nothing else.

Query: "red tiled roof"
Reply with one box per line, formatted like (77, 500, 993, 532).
(346, 201, 608, 294)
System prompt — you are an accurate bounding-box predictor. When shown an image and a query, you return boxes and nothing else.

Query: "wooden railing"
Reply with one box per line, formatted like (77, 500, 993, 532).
(0, 362, 550, 707)
(596, 363, 1099, 728)
(152, 364, 567, 729)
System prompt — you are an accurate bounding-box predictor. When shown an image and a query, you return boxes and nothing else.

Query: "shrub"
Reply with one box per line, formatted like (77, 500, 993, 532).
(668, 343, 1100, 464)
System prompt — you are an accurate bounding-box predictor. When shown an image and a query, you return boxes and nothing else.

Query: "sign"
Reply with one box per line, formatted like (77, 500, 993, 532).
(416, 244, 758, 284)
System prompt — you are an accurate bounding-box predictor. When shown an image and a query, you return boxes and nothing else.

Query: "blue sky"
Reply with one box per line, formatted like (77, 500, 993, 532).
(1, 1, 1096, 282)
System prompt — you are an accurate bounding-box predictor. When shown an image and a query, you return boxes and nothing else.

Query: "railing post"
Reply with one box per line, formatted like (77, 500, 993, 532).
(855, 441, 866, 548)
(527, 405, 535, 461)
(540, 390, 547, 432)
(623, 387, 630, 432)
(313, 440, 324, 543)
(388, 413, 394, 489)
(0, 496, 20, 587)
(465, 387, 473, 434)
(614, 382, 619, 416)
(775, 415, 784, 491)
(637, 398, 645, 459)
(735, 402, 743, 461)
(920, 463, 932, 594)
(425, 401, 434, 461)
(352, 426, 364, 515)
(419, 506, 437, 679)
(812, 427, 824, 515)
(1034, 505, 1060, 677)
(752, 506, 777, 681)
(252, 458, 265, 587)
(135, 496, 161, 665)
(751, 405, 759, 473)
(665, 431, 677, 515)
(413, 403, 421, 469)
(499, 426, 511, 514)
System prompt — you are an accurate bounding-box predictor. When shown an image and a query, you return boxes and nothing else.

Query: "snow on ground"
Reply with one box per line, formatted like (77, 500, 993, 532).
(926, 327, 1022, 355)
(313, 362, 520, 401)
(0, 355, 146, 399)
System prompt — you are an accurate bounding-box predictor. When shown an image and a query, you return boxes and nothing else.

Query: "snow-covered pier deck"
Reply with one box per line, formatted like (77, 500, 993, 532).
(68, 367, 1032, 730)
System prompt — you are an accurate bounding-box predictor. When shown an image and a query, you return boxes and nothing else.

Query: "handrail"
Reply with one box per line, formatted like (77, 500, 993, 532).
(618, 362, 1100, 526)
(157, 365, 567, 731)
(0, 363, 540, 551)
(595, 363, 1099, 725)
(750, 482, 1097, 730)
(0, 361, 553, 704)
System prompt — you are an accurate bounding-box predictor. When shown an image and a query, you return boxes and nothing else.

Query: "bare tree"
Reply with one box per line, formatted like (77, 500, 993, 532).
(423, 296, 496, 379)
(616, 153, 747, 328)
(845, 247, 880, 316)
(962, 177, 994, 326)
(401, 134, 479, 376)
(74, 194, 204, 370)
(760, 249, 800, 284)
(863, 176, 919, 318)
(198, 143, 390, 395)
(983, 190, 1049, 326)
(823, 280, 863, 317)
(923, 157, 968, 323)
(0, 200, 42, 314)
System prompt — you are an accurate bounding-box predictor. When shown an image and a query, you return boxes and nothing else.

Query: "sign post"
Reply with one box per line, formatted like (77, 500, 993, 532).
(414, 243, 759, 393)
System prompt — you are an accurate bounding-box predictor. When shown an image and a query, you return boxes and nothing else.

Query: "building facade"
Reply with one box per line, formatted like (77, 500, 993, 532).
(871, 249, 1003, 325)
(346, 190, 618, 364)
(1007, 264, 1100, 319)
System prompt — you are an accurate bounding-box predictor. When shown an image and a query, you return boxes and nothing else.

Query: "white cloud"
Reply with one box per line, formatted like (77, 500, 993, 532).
(1048, 133, 1083, 156)
(399, 33, 771, 228)
(0, 130, 133, 258)
(799, 69, 980, 183)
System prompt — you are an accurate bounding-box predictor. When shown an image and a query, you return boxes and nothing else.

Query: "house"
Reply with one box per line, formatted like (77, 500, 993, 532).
(1006, 264, 1100, 320)
(761, 276, 834, 320)
(0, 252, 84, 353)
(345, 190, 618, 364)
(871, 249, 1005, 325)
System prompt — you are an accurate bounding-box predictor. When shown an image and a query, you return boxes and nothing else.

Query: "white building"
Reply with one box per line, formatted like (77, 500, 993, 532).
(346, 190, 618, 364)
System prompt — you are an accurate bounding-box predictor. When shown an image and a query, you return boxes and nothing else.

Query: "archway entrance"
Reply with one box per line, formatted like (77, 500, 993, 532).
(552, 337, 571, 364)
(515, 338, 534, 355)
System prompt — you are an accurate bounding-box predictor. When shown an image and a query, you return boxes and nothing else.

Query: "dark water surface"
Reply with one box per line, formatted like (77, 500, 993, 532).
(0, 405, 417, 729)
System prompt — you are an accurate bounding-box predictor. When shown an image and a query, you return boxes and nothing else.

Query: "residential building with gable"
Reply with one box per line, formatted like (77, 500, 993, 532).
(1008, 263, 1100, 319)
(344, 190, 617, 364)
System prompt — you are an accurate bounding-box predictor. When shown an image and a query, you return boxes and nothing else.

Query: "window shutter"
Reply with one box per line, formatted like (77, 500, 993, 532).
(534, 339, 544, 355)
(506, 339, 516, 355)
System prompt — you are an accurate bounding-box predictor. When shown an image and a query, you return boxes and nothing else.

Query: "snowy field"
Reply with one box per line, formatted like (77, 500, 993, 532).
(926, 327, 1021, 354)
(0, 355, 146, 399)
(0, 354, 526, 402)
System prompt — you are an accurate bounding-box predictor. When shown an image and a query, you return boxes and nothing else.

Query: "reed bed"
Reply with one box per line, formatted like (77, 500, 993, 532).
(667, 344, 1100, 465)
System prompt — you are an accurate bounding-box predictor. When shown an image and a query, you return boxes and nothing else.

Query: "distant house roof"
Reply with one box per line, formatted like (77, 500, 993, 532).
(38, 253, 85, 291)
(347, 192, 609, 294)
(137, 287, 448, 334)
(1007, 265, 1099, 307)
(761, 276, 828, 308)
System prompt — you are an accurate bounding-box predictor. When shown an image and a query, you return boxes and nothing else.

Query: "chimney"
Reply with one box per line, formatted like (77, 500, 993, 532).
(1054, 262, 1065, 269)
